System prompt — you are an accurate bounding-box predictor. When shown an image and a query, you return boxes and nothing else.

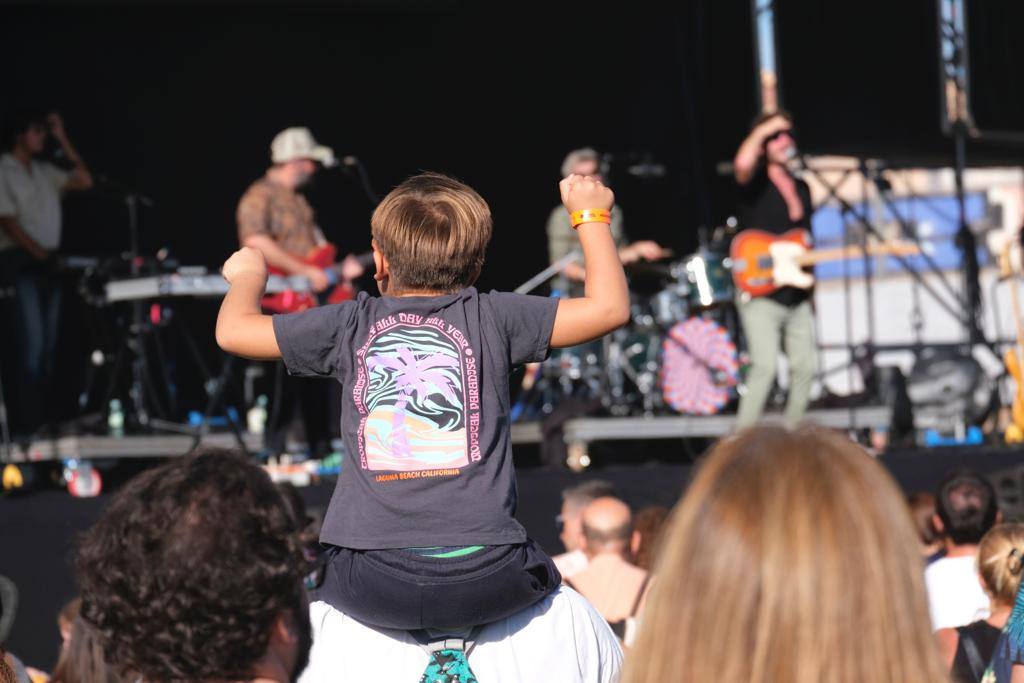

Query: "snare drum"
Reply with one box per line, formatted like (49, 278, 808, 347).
(683, 249, 733, 308)
(650, 283, 690, 328)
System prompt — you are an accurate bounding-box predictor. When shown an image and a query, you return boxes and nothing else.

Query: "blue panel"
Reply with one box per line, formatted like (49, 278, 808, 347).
(809, 192, 988, 280)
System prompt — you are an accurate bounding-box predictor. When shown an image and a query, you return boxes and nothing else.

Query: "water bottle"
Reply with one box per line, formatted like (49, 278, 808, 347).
(247, 394, 268, 435)
(108, 399, 124, 437)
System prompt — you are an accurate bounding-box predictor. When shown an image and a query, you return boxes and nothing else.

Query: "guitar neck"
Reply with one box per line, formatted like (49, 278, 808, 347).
(793, 244, 914, 266)
(326, 250, 376, 274)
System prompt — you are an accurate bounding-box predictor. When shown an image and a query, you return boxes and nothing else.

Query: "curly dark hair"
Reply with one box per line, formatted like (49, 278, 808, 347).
(1, 107, 47, 151)
(936, 469, 999, 546)
(75, 450, 307, 683)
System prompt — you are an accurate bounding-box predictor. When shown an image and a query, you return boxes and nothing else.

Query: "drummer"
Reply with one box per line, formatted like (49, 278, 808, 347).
(546, 148, 670, 296)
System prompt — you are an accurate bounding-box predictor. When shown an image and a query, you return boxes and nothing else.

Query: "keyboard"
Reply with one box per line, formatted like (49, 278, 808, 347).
(104, 273, 310, 303)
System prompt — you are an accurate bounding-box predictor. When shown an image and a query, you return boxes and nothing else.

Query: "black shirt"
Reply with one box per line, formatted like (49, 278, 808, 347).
(736, 165, 814, 306)
(951, 620, 1001, 683)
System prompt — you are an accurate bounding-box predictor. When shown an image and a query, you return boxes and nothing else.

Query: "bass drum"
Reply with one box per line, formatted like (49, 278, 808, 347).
(660, 317, 739, 415)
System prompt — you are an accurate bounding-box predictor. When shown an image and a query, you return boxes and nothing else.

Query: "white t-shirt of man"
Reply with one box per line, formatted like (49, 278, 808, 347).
(0, 153, 69, 252)
(924, 554, 990, 630)
(554, 548, 589, 580)
(299, 587, 623, 683)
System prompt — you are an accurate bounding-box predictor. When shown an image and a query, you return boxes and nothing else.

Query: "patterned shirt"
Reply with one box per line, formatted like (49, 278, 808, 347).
(273, 288, 558, 549)
(236, 176, 325, 257)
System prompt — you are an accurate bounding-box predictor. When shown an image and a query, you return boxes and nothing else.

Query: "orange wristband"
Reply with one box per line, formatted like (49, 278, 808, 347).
(569, 209, 612, 229)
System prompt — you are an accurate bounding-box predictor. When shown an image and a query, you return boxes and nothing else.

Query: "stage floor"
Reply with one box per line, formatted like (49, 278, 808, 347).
(3, 405, 892, 464)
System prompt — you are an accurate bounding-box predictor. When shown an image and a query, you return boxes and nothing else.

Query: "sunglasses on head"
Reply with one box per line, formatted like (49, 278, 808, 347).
(765, 129, 795, 143)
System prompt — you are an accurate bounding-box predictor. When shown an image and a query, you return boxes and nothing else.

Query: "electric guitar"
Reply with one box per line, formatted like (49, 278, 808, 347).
(262, 244, 375, 313)
(999, 242, 1024, 442)
(729, 228, 921, 297)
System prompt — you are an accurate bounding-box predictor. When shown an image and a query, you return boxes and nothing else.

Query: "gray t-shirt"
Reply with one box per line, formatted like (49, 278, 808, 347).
(273, 287, 558, 549)
(0, 153, 70, 251)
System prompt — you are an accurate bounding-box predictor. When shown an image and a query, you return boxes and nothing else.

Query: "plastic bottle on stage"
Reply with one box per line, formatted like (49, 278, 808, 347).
(107, 399, 125, 437)
(247, 395, 268, 435)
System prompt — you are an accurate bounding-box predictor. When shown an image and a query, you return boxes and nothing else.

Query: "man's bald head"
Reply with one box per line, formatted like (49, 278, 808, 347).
(581, 497, 633, 558)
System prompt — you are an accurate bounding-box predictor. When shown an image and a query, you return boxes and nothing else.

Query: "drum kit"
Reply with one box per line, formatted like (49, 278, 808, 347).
(515, 240, 745, 420)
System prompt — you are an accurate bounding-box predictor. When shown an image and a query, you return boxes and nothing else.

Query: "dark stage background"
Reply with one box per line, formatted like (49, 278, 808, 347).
(4, 0, 1023, 670)
(0, 2, 760, 427)
(0, 2, 757, 665)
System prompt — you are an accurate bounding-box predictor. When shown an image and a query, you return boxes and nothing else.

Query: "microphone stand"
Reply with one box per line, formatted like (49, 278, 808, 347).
(796, 154, 971, 328)
(92, 176, 168, 431)
(124, 191, 154, 429)
(514, 251, 582, 295)
(340, 157, 380, 205)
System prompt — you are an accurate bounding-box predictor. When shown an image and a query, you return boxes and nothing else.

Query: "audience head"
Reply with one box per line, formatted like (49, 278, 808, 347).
(277, 482, 317, 544)
(934, 469, 999, 547)
(75, 449, 311, 683)
(559, 479, 617, 553)
(0, 655, 13, 683)
(370, 172, 492, 295)
(57, 597, 81, 649)
(906, 492, 943, 557)
(50, 616, 126, 683)
(581, 496, 634, 560)
(0, 575, 14, 648)
(632, 505, 670, 571)
(623, 425, 948, 683)
(976, 523, 1024, 609)
(0, 574, 16, 683)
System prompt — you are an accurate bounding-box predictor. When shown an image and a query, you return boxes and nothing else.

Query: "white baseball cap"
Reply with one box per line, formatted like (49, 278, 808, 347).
(270, 127, 336, 167)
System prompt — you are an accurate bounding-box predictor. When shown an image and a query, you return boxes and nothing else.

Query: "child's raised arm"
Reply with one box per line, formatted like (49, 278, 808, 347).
(549, 175, 631, 348)
(215, 247, 282, 360)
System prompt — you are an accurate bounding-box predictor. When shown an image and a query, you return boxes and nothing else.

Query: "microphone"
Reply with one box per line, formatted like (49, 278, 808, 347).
(784, 146, 806, 179)
(325, 155, 359, 174)
(715, 160, 736, 176)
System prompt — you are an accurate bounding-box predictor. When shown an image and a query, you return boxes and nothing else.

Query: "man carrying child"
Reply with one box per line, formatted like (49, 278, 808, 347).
(218, 171, 628, 680)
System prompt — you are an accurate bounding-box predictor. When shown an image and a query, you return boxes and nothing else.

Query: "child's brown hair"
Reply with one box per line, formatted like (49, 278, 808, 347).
(371, 172, 493, 292)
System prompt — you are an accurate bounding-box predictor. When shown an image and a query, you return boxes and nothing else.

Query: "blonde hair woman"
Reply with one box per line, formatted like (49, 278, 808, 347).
(623, 425, 950, 683)
(936, 523, 1024, 682)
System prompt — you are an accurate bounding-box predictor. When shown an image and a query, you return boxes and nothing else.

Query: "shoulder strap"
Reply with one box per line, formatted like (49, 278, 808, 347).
(630, 573, 651, 617)
(411, 624, 485, 658)
(958, 625, 988, 682)
(411, 626, 484, 683)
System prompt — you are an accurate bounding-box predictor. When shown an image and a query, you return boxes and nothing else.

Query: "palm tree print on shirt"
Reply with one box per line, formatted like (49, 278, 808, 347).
(361, 326, 468, 471)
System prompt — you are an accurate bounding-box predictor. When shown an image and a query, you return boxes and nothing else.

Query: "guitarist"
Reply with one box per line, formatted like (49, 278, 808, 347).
(237, 127, 364, 292)
(236, 126, 364, 456)
(732, 111, 816, 428)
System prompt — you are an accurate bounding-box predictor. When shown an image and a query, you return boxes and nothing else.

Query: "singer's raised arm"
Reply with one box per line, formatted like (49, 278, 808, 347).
(733, 114, 792, 186)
